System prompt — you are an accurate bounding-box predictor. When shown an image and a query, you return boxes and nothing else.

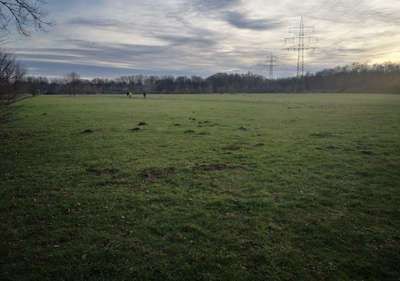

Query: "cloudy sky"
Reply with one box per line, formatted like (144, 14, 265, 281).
(6, 0, 400, 78)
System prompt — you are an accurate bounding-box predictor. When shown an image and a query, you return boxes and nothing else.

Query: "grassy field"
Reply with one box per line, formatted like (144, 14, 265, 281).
(1, 94, 400, 281)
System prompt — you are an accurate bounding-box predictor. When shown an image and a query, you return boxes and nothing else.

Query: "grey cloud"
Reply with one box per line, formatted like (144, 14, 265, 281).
(15, 53, 83, 61)
(156, 35, 217, 47)
(66, 18, 124, 28)
(68, 40, 165, 55)
(15, 38, 226, 77)
(224, 12, 282, 31)
(20, 60, 196, 78)
(191, 0, 241, 11)
(65, 16, 221, 49)
(303, 0, 400, 25)
(14, 41, 168, 69)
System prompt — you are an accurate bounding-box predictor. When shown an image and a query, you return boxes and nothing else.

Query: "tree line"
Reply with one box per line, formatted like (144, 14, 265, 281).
(12, 62, 400, 98)
(2, 59, 400, 104)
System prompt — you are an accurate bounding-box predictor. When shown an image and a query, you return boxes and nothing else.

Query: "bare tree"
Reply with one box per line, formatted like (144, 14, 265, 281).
(0, 0, 50, 36)
(64, 72, 80, 96)
(0, 49, 25, 103)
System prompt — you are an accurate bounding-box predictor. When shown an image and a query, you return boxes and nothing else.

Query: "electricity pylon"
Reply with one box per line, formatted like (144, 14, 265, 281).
(285, 16, 316, 79)
(266, 54, 278, 80)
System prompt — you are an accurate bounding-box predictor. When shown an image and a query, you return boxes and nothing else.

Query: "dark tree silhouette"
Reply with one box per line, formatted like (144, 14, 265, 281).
(64, 72, 80, 96)
(0, 0, 50, 36)
(18, 62, 400, 96)
(0, 50, 25, 103)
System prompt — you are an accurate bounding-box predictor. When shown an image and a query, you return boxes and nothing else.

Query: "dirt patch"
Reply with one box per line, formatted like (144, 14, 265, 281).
(140, 167, 176, 182)
(361, 150, 374, 155)
(87, 167, 120, 176)
(317, 145, 339, 151)
(198, 131, 210, 136)
(138, 122, 147, 126)
(198, 121, 219, 128)
(310, 132, 335, 138)
(326, 145, 338, 150)
(130, 127, 141, 132)
(193, 163, 237, 172)
(356, 143, 375, 156)
(284, 119, 298, 124)
(97, 177, 129, 186)
(86, 167, 129, 186)
(254, 143, 265, 147)
(355, 171, 371, 178)
(222, 144, 243, 151)
(81, 129, 94, 134)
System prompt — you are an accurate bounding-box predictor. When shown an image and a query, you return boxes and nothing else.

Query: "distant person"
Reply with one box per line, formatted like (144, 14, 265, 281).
(126, 92, 133, 98)
(143, 92, 147, 99)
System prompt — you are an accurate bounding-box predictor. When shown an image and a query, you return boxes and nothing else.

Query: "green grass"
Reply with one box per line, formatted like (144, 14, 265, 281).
(1, 94, 400, 281)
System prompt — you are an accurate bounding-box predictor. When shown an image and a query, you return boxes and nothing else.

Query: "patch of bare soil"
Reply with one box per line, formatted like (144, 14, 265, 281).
(254, 143, 265, 147)
(81, 129, 94, 134)
(86, 167, 120, 176)
(140, 167, 177, 182)
(198, 131, 210, 136)
(310, 132, 336, 138)
(193, 163, 238, 172)
(198, 121, 219, 127)
(199, 120, 210, 124)
(316, 145, 339, 151)
(222, 144, 244, 151)
(361, 150, 374, 155)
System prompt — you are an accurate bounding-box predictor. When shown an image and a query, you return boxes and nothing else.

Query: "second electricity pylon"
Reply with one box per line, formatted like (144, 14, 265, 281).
(266, 54, 278, 80)
(285, 16, 316, 79)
